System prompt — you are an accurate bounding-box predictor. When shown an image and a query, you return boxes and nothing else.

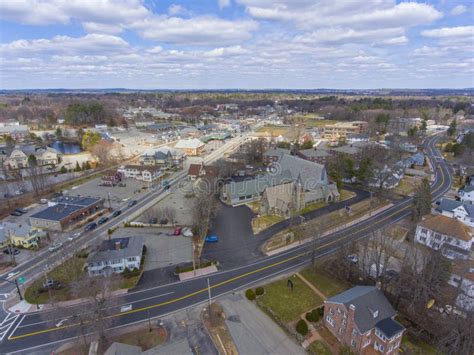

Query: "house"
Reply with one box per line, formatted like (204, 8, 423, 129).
(29, 196, 104, 231)
(324, 285, 405, 354)
(3, 146, 60, 170)
(187, 163, 218, 181)
(118, 165, 163, 182)
(436, 198, 474, 227)
(0, 222, 47, 249)
(459, 185, 474, 203)
(139, 150, 173, 168)
(297, 148, 330, 165)
(0, 122, 29, 140)
(414, 215, 473, 260)
(448, 259, 474, 311)
(347, 133, 369, 144)
(158, 146, 185, 167)
(87, 236, 144, 276)
(262, 148, 291, 165)
(174, 138, 205, 156)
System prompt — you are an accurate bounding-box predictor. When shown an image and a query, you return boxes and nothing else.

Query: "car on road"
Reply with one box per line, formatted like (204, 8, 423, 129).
(3, 248, 20, 255)
(112, 210, 122, 217)
(85, 222, 98, 232)
(6, 271, 19, 280)
(205, 235, 219, 243)
(120, 304, 132, 312)
(98, 216, 109, 225)
(55, 318, 68, 327)
(40, 198, 48, 204)
(67, 232, 81, 241)
(174, 227, 182, 236)
(127, 200, 137, 208)
(48, 242, 63, 252)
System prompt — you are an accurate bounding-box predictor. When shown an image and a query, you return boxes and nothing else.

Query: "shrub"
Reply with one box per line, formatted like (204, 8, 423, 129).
(296, 319, 309, 336)
(317, 306, 324, 316)
(306, 312, 314, 322)
(306, 309, 320, 322)
(245, 289, 256, 301)
(255, 287, 264, 296)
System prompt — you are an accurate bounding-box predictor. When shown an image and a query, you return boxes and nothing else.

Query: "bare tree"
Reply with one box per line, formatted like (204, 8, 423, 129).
(163, 206, 177, 226)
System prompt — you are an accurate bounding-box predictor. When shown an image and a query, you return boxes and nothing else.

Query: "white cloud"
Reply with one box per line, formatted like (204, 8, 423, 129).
(450, 5, 467, 16)
(0, 34, 130, 55)
(168, 4, 188, 16)
(203, 45, 247, 57)
(218, 0, 231, 9)
(134, 16, 258, 45)
(422, 25, 474, 38)
(294, 27, 407, 45)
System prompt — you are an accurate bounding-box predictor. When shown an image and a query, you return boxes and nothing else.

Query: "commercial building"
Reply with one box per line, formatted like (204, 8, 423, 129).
(29, 196, 104, 231)
(324, 285, 405, 354)
(174, 138, 205, 156)
(297, 148, 331, 165)
(87, 236, 144, 276)
(322, 121, 368, 141)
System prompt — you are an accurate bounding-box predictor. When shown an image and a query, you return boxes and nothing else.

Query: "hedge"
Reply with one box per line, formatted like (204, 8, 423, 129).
(296, 319, 309, 336)
(245, 289, 256, 301)
(255, 287, 264, 296)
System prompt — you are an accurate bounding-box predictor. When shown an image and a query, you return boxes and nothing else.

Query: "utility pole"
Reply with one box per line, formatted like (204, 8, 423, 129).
(369, 191, 373, 216)
(207, 278, 212, 307)
(192, 243, 196, 276)
(107, 192, 112, 210)
(7, 230, 16, 266)
(14, 279, 23, 300)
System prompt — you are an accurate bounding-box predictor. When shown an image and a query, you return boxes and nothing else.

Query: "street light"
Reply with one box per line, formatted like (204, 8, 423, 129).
(0, 277, 23, 301)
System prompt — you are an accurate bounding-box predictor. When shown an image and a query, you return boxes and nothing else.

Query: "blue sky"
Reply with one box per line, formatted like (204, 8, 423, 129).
(0, 0, 473, 89)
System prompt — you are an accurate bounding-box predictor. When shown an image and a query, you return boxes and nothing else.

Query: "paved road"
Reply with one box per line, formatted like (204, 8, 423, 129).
(0, 133, 452, 353)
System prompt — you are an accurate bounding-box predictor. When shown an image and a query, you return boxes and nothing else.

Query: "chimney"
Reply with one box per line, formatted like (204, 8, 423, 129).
(115, 241, 121, 250)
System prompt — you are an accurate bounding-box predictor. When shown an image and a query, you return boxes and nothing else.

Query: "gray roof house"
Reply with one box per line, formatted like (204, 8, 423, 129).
(87, 236, 144, 276)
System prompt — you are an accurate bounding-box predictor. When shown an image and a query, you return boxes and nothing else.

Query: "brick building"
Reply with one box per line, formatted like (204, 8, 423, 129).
(297, 148, 331, 165)
(324, 285, 405, 354)
(323, 121, 368, 141)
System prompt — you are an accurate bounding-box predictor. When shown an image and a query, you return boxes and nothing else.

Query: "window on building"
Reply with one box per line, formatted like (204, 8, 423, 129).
(363, 338, 371, 348)
(352, 328, 358, 336)
(329, 308, 335, 316)
(326, 316, 335, 327)
(351, 339, 357, 348)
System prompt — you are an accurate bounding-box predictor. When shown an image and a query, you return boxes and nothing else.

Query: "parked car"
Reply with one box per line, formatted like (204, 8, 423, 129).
(127, 200, 137, 207)
(205, 235, 219, 243)
(85, 222, 98, 232)
(98, 216, 109, 225)
(182, 227, 193, 237)
(40, 199, 48, 204)
(15, 208, 27, 214)
(43, 279, 61, 289)
(174, 227, 182, 236)
(48, 242, 63, 252)
(112, 210, 122, 217)
(10, 210, 23, 216)
(120, 304, 132, 312)
(67, 232, 81, 241)
(347, 254, 359, 264)
(3, 248, 20, 255)
(6, 271, 19, 280)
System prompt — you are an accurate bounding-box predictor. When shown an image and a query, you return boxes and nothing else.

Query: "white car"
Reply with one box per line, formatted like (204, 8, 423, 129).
(6, 271, 19, 280)
(182, 227, 193, 238)
(120, 304, 132, 312)
(55, 319, 68, 327)
(347, 254, 359, 264)
(48, 243, 63, 252)
(67, 232, 81, 241)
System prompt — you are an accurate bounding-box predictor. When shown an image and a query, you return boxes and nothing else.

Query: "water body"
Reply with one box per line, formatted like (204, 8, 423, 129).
(48, 141, 82, 154)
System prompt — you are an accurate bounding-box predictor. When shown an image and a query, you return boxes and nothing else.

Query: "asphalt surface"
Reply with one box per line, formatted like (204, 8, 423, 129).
(0, 133, 453, 353)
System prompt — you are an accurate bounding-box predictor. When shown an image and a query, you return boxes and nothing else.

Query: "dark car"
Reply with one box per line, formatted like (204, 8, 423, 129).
(84, 222, 97, 232)
(15, 208, 27, 214)
(127, 200, 137, 208)
(98, 216, 109, 225)
(3, 248, 20, 255)
(112, 210, 122, 217)
(10, 210, 23, 216)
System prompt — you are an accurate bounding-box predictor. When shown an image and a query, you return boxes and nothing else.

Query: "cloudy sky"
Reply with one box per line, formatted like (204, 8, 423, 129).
(0, 0, 473, 89)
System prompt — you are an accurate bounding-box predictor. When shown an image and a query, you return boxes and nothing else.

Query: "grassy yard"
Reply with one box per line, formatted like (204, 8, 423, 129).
(393, 177, 416, 196)
(300, 268, 350, 298)
(256, 125, 291, 136)
(112, 327, 165, 350)
(401, 336, 438, 355)
(252, 214, 284, 234)
(247, 201, 261, 214)
(300, 201, 327, 215)
(24, 251, 142, 304)
(307, 340, 333, 355)
(339, 189, 356, 201)
(304, 119, 339, 128)
(256, 276, 323, 324)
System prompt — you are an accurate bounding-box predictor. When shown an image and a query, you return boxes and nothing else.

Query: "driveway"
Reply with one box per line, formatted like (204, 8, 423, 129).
(221, 293, 305, 355)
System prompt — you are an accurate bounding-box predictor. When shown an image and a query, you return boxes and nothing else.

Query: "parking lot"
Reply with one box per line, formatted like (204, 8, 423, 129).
(106, 227, 192, 271)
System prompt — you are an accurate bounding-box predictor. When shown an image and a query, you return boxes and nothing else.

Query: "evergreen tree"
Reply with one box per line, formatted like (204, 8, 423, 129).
(412, 178, 432, 221)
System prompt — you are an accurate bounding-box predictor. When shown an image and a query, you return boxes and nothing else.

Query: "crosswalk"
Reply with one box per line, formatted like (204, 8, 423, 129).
(0, 310, 22, 342)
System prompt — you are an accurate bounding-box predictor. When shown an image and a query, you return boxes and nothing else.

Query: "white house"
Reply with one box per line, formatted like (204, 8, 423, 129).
(436, 198, 474, 227)
(87, 237, 144, 276)
(448, 259, 474, 311)
(118, 165, 163, 182)
(415, 215, 473, 260)
(459, 185, 474, 203)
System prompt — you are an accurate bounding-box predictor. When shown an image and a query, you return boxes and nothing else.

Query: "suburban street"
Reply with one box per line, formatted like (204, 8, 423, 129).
(0, 132, 452, 353)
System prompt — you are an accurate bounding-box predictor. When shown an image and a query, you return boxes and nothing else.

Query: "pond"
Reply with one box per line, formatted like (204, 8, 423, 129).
(48, 141, 82, 154)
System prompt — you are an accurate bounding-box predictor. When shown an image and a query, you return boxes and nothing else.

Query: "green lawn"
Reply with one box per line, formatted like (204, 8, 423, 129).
(256, 276, 323, 323)
(252, 214, 284, 233)
(256, 125, 290, 136)
(299, 268, 350, 298)
(307, 340, 333, 355)
(300, 201, 327, 215)
(304, 119, 339, 128)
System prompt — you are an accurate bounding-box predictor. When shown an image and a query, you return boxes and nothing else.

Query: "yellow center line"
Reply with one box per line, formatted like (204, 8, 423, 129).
(9, 154, 448, 342)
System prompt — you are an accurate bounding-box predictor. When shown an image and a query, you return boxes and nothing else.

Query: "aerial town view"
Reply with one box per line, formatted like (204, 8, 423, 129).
(0, 1, 473, 355)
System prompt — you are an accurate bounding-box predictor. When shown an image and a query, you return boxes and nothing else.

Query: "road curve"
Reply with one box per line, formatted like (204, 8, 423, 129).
(0, 133, 452, 353)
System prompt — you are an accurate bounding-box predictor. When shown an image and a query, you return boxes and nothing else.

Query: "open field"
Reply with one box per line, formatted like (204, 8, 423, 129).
(256, 125, 291, 136)
(256, 276, 323, 324)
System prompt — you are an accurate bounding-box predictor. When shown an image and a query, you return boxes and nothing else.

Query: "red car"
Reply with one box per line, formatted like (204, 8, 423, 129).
(174, 227, 182, 236)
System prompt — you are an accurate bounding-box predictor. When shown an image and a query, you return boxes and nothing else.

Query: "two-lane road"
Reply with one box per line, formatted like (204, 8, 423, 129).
(0, 133, 452, 353)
